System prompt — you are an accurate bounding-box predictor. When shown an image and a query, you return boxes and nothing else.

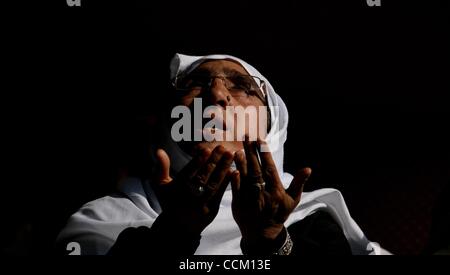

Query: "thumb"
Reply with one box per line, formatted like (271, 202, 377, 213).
(155, 149, 172, 184)
(286, 167, 312, 203)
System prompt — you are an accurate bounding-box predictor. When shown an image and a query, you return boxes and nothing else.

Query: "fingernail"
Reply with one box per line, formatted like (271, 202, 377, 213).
(304, 168, 312, 181)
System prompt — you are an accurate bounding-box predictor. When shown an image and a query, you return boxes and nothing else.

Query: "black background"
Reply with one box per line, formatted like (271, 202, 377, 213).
(2, 0, 449, 255)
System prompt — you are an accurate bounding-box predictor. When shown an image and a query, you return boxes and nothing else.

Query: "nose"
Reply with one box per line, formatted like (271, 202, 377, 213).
(205, 77, 231, 108)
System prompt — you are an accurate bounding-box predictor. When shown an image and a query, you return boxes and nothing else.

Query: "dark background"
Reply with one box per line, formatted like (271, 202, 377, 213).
(2, 0, 449, 255)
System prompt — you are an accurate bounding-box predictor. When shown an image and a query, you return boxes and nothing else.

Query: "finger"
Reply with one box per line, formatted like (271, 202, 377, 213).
(257, 139, 283, 191)
(178, 147, 211, 181)
(234, 149, 247, 177)
(194, 145, 226, 186)
(207, 169, 233, 208)
(205, 149, 234, 194)
(243, 136, 263, 184)
(230, 170, 241, 198)
(286, 167, 312, 204)
(155, 149, 172, 184)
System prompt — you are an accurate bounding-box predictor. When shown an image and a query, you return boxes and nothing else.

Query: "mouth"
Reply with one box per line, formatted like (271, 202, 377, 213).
(202, 108, 228, 131)
(210, 115, 227, 131)
(196, 112, 231, 142)
(204, 120, 226, 136)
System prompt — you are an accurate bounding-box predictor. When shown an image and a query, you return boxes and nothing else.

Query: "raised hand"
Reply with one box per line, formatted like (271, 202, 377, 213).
(231, 137, 311, 250)
(152, 145, 234, 235)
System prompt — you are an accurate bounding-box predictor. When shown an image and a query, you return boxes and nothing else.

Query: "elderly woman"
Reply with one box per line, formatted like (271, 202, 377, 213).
(57, 54, 387, 255)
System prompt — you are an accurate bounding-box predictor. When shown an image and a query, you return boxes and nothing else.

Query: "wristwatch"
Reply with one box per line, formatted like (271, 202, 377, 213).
(273, 229, 293, 255)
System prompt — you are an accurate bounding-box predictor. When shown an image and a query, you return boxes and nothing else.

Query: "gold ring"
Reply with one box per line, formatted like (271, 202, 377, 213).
(253, 182, 266, 191)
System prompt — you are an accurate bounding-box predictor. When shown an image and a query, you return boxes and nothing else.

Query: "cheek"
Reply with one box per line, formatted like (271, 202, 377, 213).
(233, 96, 265, 108)
(231, 97, 268, 138)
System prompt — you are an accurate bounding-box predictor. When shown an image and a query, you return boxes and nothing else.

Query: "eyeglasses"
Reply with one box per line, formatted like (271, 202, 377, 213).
(173, 74, 266, 100)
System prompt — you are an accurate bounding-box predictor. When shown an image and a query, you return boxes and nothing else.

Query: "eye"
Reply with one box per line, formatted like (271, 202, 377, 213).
(182, 75, 208, 89)
(228, 75, 253, 91)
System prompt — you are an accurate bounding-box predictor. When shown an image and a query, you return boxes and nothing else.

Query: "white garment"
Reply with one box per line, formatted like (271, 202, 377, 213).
(57, 54, 388, 255)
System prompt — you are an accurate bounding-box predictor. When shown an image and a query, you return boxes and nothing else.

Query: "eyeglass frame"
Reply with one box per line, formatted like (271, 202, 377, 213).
(172, 73, 267, 103)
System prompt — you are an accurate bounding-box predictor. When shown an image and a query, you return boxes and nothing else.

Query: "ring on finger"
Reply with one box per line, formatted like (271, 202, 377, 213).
(190, 184, 205, 196)
(252, 181, 266, 191)
(190, 175, 207, 196)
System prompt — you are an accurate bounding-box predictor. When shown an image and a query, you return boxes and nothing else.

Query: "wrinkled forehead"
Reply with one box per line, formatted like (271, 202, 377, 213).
(190, 59, 250, 76)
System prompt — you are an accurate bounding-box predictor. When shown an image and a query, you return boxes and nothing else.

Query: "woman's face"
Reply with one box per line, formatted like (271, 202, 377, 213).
(173, 59, 268, 154)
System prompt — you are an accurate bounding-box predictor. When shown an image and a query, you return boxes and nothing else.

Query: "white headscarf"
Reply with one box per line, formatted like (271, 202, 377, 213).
(57, 53, 388, 255)
(163, 54, 291, 183)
